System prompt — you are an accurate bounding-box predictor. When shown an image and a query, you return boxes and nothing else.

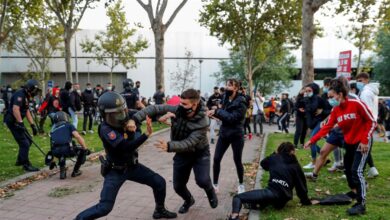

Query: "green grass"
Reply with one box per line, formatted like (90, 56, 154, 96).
(0, 115, 167, 182)
(260, 133, 390, 220)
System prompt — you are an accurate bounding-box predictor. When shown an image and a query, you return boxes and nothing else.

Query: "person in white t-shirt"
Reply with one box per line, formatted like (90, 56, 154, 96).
(252, 92, 265, 136)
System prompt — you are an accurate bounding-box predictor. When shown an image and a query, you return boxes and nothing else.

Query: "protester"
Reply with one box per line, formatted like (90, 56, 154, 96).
(252, 91, 264, 136)
(69, 83, 82, 129)
(59, 81, 72, 115)
(38, 87, 61, 125)
(81, 83, 95, 135)
(277, 93, 290, 134)
(244, 100, 253, 139)
(293, 88, 307, 148)
(153, 85, 166, 105)
(207, 86, 223, 144)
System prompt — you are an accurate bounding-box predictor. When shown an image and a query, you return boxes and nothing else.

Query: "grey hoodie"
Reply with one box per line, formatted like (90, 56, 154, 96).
(359, 83, 379, 120)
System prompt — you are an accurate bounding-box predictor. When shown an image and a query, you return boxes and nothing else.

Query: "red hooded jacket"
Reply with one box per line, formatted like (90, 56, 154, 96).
(311, 98, 376, 145)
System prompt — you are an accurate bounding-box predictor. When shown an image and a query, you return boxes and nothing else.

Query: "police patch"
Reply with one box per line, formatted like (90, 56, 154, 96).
(107, 131, 116, 140)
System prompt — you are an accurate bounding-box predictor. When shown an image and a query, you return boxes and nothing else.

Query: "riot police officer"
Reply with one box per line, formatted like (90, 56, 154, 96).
(76, 91, 177, 220)
(4, 79, 40, 172)
(121, 78, 144, 110)
(49, 111, 89, 179)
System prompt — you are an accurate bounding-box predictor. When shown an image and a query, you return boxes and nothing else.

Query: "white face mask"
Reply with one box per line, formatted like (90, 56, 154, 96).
(87, 87, 92, 91)
(107, 86, 112, 91)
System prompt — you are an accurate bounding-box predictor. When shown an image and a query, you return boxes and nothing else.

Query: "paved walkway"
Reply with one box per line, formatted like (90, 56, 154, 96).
(0, 127, 265, 220)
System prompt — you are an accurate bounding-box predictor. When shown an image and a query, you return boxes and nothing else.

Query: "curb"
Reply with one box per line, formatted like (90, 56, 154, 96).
(248, 133, 268, 220)
(0, 127, 171, 189)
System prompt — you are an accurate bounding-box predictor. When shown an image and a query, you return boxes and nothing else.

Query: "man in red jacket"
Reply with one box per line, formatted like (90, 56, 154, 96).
(304, 78, 376, 216)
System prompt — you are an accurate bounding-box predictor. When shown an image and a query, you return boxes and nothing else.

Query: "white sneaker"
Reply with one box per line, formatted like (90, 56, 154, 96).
(88, 130, 94, 134)
(303, 162, 314, 169)
(367, 167, 379, 178)
(237, 184, 245, 194)
(81, 131, 87, 135)
(327, 162, 338, 172)
(213, 184, 219, 194)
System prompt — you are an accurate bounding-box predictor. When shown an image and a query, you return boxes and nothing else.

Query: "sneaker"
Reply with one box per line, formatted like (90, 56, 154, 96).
(88, 130, 94, 134)
(303, 162, 314, 169)
(210, 138, 215, 144)
(304, 172, 318, 181)
(178, 197, 195, 214)
(229, 214, 239, 220)
(213, 184, 219, 194)
(328, 162, 338, 172)
(347, 203, 366, 215)
(23, 164, 39, 172)
(153, 207, 177, 219)
(341, 174, 347, 179)
(81, 131, 87, 135)
(237, 184, 245, 194)
(367, 167, 379, 178)
(71, 170, 82, 177)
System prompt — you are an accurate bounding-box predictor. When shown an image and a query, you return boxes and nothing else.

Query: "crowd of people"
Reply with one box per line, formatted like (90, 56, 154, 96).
(0, 72, 387, 218)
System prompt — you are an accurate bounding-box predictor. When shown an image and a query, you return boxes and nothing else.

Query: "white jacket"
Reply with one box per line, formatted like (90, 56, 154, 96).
(359, 83, 379, 121)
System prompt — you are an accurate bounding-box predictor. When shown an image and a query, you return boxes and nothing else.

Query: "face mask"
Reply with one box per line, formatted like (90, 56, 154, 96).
(328, 98, 340, 107)
(136, 85, 140, 88)
(307, 92, 313, 97)
(107, 86, 112, 91)
(225, 89, 233, 97)
(87, 87, 92, 91)
(356, 82, 365, 91)
(179, 105, 193, 116)
(77, 89, 81, 94)
(323, 87, 328, 93)
(7, 88, 12, 92)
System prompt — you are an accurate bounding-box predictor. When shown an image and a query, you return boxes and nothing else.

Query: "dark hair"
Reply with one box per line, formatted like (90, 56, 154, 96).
(226, 79, 240, 88)
(277, 142, 295, 155)
(329, 78, 348, 97)
(86, 83, 91, 86)
(356, 72, 370, 80)
(136, 81, 140, 84)
(214, 86, 219, 90)
(323, 77, 332, 86)
(219, 87, 225, 92)
(157, 85, 163, 90)
(64, 81, 72, 90)
(181, 89, 200, 102)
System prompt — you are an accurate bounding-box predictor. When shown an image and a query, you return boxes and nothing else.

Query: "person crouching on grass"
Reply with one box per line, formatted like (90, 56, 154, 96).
(228, 142, 312, 220)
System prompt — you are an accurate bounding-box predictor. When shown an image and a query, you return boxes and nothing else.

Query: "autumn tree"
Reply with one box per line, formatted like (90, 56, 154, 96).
(170, 49, 197, 94)
(136, 0, 188, 90)
(80, 0, 148, 83)
(46, 0, 100, 82)
(199, 0, 301, 94)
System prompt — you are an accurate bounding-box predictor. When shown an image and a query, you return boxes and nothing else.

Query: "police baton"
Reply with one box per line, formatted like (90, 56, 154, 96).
(24, 130, 46, 157)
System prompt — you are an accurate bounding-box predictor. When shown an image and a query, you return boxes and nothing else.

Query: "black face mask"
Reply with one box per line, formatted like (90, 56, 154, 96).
(136, 85, 140, 88)
(178, 105, 193, 116)
(225, 89, 233, 97)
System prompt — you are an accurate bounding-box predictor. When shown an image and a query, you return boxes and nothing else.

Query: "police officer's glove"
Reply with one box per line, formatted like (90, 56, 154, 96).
(15, 122, 27, 132)
(31, 124, 38, 136)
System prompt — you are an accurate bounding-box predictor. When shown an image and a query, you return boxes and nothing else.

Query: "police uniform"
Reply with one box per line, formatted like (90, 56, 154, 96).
(76, 91, 176, 220)
(121, 89, 138, 110)
(50, 117, 87, 179)
(4, 89, 36, 170)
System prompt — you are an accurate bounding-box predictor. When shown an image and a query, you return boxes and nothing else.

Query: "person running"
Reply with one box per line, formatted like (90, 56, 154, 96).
(304, 78, 376, 215)
(206, 79, 247, 194)
(228, 142, 311, 220)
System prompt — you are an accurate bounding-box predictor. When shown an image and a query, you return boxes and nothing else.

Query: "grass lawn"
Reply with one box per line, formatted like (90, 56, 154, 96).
(260, 133, 390, 220)
(0, 114, 167, 182)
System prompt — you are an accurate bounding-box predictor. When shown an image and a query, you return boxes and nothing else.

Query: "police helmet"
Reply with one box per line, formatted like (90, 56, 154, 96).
(123, 78, 134, 91)
(53, 111, 69, 124)
(98, 91, 128, 128)
(25, 79, 40, 97)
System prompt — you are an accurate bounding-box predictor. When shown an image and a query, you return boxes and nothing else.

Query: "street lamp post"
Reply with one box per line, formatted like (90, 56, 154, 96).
(74, 31, 79, 83)
(87, 60, 91, 83)
(199, 59, 203, 92)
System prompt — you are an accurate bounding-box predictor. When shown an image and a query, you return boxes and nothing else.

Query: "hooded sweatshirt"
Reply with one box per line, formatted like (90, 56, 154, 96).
(359, 83, 379, 121)
(311, 97, 376, 145)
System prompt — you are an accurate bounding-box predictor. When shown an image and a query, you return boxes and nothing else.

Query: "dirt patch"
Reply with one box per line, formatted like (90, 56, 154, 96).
(48, 181, 98, 198)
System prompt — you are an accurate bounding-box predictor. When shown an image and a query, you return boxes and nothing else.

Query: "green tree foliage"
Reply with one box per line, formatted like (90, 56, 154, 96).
(169, 49, 197, 94)
(46, 0, 101, 82)
(374, 22, 390, 95)
(9, 2, 63, 92)
(214, 48, 297, 96)
(80, 0, 148, 83)
(199, 0, 301, 94)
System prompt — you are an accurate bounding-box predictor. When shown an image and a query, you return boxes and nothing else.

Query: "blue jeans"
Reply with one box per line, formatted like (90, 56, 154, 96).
(310, 123, 321, 160)
(68, 107, 78, 129)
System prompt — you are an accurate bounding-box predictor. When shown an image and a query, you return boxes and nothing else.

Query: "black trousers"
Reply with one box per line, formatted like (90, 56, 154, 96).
(294, 115, 307, 146)
(253, 114, 263, 135)
(277, 113, 289, 133)
(52, 146, 87, 172)
(173, 149, 214, 202)
(6, 122, 32, 165)
(83, 108, 93, 131)
(213, 134, 244, 184)
(232, 188, 284, 213)
(244, 118, 251, 135)
(344, 142, 370, 205)
(76, 163, 166, 220)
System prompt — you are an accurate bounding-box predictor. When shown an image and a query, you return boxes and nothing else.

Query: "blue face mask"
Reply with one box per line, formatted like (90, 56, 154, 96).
(356, 82, 365, 91)
(328, 98, 340, 107)
(307, 92, 313, 97)
(323, 87, 328, 93)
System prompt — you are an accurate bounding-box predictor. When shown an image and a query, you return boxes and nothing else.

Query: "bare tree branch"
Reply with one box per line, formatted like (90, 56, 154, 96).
(155, 0, 161, 18)
(136, 0, 154, 26)
(157, 0, 168, 20)
(312, 0, 331, 11)
(165, 0, 188, 28)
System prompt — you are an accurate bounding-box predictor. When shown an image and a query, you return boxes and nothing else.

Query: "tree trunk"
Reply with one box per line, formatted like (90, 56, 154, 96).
(64, 35, 73, 82)
(154, 31, 165, 91)
(356, 24, 365, 75)
(301, 0, 315, 86)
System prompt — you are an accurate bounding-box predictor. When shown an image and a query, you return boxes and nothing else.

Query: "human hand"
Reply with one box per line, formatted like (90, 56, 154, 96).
(158, 112, 175, 126)
(154, 139, 168, 152)
(303, 141, 312, 149)
(125, 119, 137, 132)
(299, 108, 305, 112)
(31, 124, 38, 136)
(206, 109, 215, 117)
(315, 108, 323, 116)
(358, 143, 369, 154)
(145, 116, 152, 136)
(15, 122, 26, 132)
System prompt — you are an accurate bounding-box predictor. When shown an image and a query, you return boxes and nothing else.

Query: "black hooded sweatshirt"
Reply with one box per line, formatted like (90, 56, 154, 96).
(260, 153, 311, 208)
(304, 83, 327, 129)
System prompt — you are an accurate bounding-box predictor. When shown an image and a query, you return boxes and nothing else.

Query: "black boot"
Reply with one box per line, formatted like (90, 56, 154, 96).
(153, 206, 177, 219)
(206, 188, 218, 208)
(71, 170, 82, 177)
(60, 166, 67, 179)
(178, 196, 195, 214)
(347, 203, 366, 215)
(23, 163, 39, 172)
(71, 158, 83, 177)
